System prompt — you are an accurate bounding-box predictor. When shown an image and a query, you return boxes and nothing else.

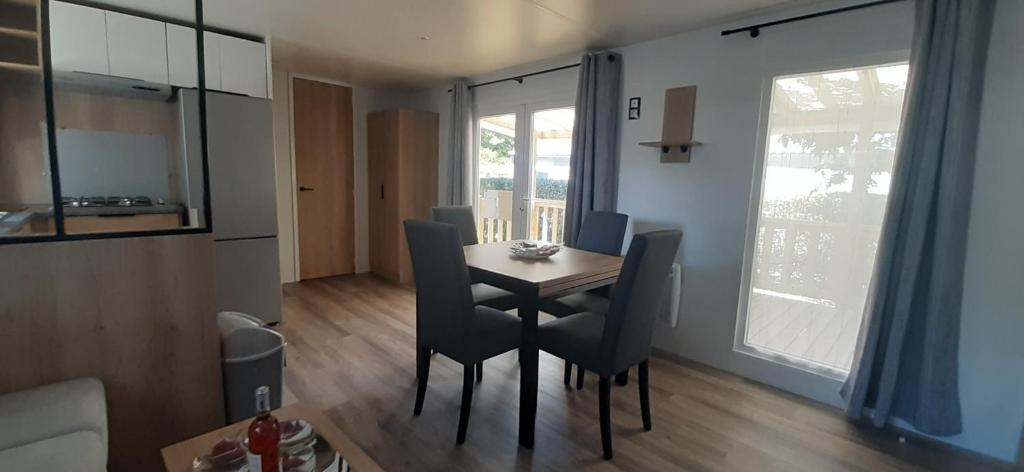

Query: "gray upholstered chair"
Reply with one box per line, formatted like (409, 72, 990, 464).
(405, 220, 521, 444)
(537, 229, 681, 460)
(431, 206, 519, 312)
(539, 211, 628, 387)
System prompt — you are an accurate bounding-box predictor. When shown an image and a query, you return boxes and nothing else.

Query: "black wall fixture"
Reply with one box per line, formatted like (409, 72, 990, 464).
(628, 97, 641, 120)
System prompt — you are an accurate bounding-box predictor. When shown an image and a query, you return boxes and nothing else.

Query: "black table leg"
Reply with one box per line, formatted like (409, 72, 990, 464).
(518, 291, 539, 448)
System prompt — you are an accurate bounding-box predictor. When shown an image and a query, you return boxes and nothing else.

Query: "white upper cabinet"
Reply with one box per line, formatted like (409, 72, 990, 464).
(166, 23, 197, 88)
(47, 1, 268, 96)
(49, 1, 109, 75)
(105, 11, 168, 83)
(219, 35, 267, 98)
(204, 31, 222, 91)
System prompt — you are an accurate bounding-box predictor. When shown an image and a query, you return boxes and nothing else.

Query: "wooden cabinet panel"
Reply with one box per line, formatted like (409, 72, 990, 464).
(0, 234, 223, 470)
(367, 109, 438, 283)
(367, 111, 400, 282)
(63, 213, 181, 234)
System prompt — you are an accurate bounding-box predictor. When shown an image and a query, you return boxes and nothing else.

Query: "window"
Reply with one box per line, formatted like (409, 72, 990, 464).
(737, 63, 909, 377)
(528, 107, 573, 244)
(477, 113, 517, 242)
(475, 105, 575, 244)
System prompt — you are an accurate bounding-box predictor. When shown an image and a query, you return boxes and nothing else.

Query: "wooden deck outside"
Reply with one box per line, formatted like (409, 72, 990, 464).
(744, 290, 863, 372)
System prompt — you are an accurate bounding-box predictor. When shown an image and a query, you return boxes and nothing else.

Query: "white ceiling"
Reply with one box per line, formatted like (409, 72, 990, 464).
(92, 0, 817, 88)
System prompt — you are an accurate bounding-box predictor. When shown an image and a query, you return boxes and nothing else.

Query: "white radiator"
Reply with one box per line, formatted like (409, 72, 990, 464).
(658, 263, 682, 327)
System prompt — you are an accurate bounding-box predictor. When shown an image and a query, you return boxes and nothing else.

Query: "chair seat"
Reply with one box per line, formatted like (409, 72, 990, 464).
(471, 283, 519, 311)
(540, 291, 610, 318)
(445, 306, 522, 364)
(538, 311, 617, 376)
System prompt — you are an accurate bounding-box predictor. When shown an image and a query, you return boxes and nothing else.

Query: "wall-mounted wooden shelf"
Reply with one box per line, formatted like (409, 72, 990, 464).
(639, 141, 703, 153)
(0, 61, 40, 74)
(640, 85, 700, 163)
(0, 26, 38, 40)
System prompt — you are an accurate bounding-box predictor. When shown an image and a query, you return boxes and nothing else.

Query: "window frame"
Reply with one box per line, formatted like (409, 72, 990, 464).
(732, 51, 911, 380)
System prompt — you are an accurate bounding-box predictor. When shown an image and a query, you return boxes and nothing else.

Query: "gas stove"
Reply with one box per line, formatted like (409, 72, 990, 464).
(63, 196, 156, 207)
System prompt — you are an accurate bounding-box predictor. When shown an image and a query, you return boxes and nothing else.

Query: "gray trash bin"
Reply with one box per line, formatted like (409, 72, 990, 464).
(218, 311, 285, 423)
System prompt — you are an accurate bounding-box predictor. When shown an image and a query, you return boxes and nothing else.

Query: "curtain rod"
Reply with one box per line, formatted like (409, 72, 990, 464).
(447, 62, 582, 93)
(721, 0, 904, 38)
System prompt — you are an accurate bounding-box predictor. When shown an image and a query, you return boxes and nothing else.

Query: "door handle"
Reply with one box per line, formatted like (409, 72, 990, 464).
(299, 186, 315, 192)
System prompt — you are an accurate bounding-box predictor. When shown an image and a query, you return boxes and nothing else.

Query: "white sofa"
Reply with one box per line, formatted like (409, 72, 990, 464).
(0, 378, 107, 471)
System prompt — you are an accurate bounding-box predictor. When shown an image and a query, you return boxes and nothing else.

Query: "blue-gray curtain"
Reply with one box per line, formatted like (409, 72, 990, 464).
(446, 79, 473, 206)
(842, 0, 995, 435)
(563, 52, 622, 247)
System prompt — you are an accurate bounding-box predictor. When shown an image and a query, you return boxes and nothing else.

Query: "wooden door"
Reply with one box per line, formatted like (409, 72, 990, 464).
(293, 78, 354, 279)
(367, 111, 400, 281)
(396, 110, 439, 282)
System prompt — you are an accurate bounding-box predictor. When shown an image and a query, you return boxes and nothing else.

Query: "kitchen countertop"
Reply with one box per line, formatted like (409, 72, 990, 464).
(0, 204, 185, 235)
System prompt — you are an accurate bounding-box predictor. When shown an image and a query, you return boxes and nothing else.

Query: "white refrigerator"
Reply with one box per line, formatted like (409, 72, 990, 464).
(183, 90, 282, 324)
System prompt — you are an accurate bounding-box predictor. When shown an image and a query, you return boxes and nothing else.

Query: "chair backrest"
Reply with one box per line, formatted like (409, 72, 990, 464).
(600, 230, 682, 373)
(430, 205, 479, 245)
(575, 211, 629, 256)
(403, 220, 477, 350)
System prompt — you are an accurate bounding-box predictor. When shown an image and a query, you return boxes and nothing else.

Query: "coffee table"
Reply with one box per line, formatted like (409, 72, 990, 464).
(162, 403, 383, 472)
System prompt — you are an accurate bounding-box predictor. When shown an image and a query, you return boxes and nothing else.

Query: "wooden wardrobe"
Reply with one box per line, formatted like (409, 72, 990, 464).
(367, 109, 439, 283)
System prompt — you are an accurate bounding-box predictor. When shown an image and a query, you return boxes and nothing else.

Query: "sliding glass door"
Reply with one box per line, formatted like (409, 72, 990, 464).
(476, 104, 574, 244)
(736, 62, 909, 378)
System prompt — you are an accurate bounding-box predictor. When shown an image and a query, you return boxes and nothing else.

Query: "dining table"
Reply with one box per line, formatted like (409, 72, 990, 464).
(463, 239, 624, 448)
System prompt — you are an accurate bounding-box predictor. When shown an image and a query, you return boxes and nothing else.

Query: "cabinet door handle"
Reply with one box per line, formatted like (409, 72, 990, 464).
(380, 184, 384, 200)
(299, 186, 315, 192)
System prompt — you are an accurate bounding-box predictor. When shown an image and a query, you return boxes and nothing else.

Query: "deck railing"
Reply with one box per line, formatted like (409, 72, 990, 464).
(753, 217, 880, 304)
(529, 198, 566, 245)
(476, 191, 567, 245)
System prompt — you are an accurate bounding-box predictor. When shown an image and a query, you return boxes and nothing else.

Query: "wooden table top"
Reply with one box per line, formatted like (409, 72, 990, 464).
(161, 403, 383, 472)
(464, 240, 623, 297)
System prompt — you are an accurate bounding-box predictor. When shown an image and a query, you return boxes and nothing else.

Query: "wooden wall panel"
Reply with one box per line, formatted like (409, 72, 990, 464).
(0, 234, 224, 471)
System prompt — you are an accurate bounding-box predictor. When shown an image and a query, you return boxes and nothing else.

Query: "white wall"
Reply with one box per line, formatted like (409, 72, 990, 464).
(271, 69, 297, 282)
(951, 0, 1024, 461)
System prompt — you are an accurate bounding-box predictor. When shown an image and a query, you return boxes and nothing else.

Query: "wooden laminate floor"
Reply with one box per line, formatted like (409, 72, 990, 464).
(278, 274, 1009, 472)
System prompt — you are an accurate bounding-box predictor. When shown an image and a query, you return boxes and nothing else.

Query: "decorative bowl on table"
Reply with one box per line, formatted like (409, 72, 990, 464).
(508, 241, 561, 259)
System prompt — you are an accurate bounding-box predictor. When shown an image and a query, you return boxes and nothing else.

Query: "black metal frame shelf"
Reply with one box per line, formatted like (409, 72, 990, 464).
(0, 0, 215, 245)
